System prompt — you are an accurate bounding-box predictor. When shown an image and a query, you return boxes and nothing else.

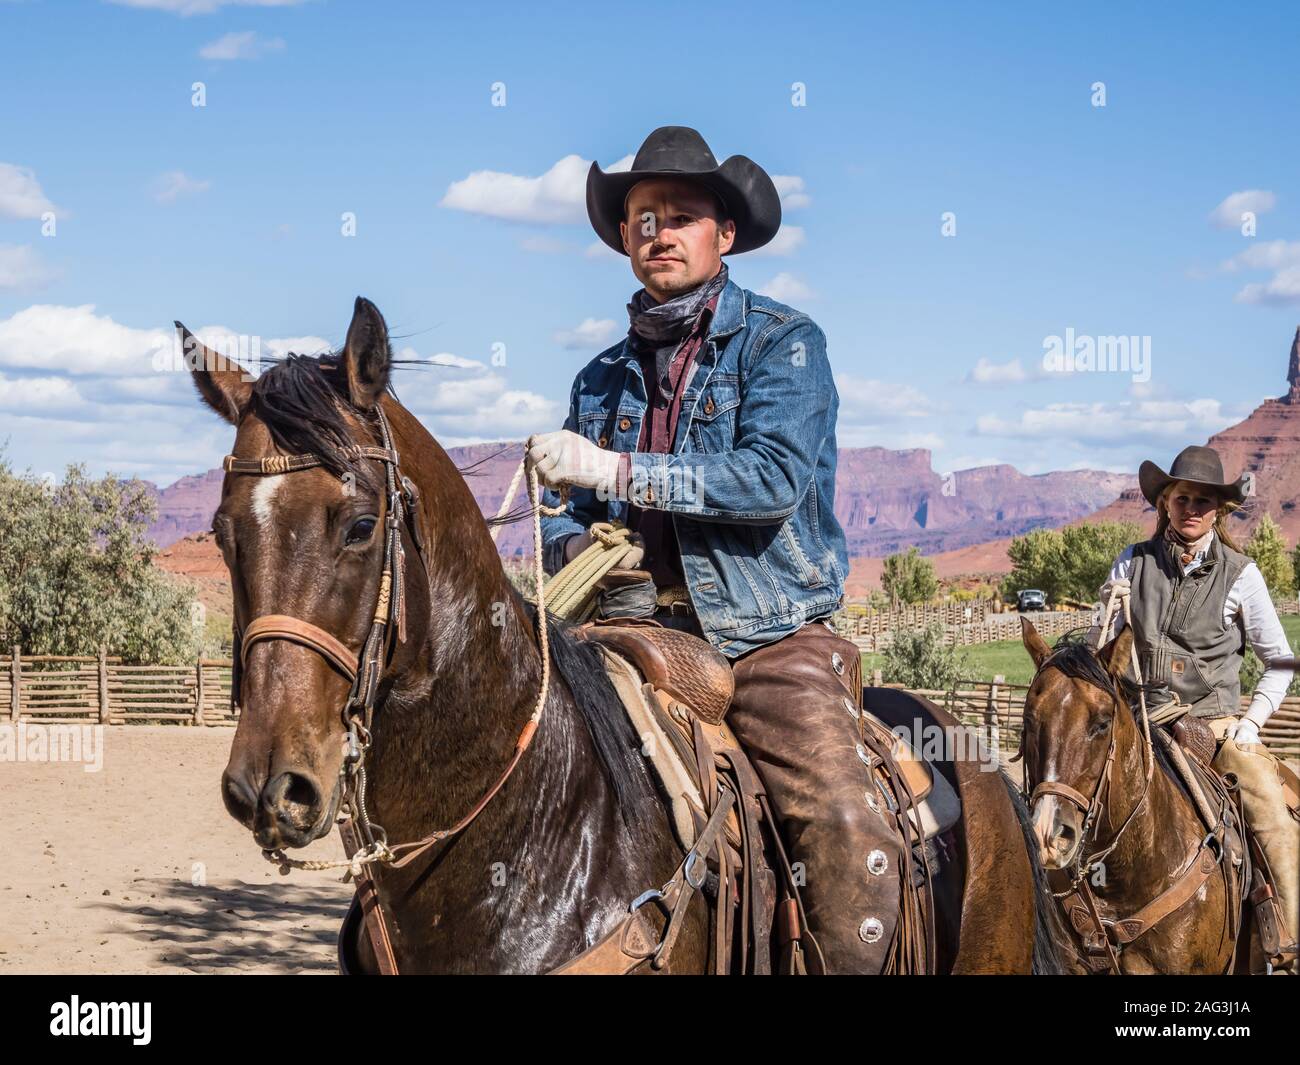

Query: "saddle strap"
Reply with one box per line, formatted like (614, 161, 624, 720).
(1110, 844, 1219, 945)
(1063, 840, 1221, 968)
(550, 909, 664, 975)
(338, 820, 399, 975)
(551, 786, 737, 975)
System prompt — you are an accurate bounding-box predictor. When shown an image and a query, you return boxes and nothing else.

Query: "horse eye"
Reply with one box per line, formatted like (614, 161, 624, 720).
(1088, 717, 1111, 738)
(345, 516, 377, 546)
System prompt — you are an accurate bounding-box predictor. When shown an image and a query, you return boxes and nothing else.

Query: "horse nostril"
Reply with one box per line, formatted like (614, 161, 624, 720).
(262, 771, 324, 831)
(222, 770, 257, 827)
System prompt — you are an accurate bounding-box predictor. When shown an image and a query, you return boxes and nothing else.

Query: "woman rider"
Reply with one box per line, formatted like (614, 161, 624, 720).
(1093, 445, 1297, 972)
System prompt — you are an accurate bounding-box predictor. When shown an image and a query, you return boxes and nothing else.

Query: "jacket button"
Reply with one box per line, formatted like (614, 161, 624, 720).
(618, 416, 631, 431)
(598, 435, 608, 448)
(704, 396, 715, 415)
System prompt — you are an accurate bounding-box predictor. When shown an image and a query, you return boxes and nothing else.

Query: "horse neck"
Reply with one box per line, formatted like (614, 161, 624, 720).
(367, 406, 634, 859)
(1089, 698, 1196, 900)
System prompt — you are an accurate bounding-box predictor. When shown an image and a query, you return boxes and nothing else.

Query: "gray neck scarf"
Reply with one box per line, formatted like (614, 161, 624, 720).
(627, 265, 728, 399)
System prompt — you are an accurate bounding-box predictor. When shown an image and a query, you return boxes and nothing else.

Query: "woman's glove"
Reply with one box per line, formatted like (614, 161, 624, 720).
(526, 430, 621, 494)
(1229, 718, 1262, 748)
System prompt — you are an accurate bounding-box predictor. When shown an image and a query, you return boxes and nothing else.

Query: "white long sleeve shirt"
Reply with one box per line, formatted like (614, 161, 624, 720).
(1093, 538, 1295, 728)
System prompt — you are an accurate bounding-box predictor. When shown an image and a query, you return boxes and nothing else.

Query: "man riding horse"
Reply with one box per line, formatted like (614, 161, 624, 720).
(526, 127, 906, 973)
(1087, 446, 1298, 972)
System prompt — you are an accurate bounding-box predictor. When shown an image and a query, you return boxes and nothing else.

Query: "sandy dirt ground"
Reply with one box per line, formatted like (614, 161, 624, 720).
(0, 726, 353, 974)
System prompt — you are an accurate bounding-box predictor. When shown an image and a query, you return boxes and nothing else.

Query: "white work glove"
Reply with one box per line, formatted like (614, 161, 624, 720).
(526, 430, 620, 494)
(1228, 718, 1261, 749)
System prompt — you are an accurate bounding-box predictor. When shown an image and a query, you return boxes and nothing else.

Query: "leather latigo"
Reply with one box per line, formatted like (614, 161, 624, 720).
(726, 622, 921, 973)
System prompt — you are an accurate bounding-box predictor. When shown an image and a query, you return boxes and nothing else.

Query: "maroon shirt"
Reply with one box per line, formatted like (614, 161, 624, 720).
(616, 297, 718, 587)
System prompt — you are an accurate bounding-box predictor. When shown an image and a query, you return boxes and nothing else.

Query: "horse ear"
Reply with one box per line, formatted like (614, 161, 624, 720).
(1099, 625, 1134, 679)
(341, 296, 391, 410)
(178, 322, 253, 425)
(1021, 616, 1051, 667)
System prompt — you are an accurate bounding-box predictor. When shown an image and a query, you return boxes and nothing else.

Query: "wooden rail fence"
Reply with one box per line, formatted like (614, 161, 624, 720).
(837, 609, 1096, 652)
(2, 646, 236, 727)
(3, 648, 1296, 762)
(866, 670, 1300, 762)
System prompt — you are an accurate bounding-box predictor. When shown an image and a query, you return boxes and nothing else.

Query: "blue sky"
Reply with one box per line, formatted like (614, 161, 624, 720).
(1, 0, 1298, 487)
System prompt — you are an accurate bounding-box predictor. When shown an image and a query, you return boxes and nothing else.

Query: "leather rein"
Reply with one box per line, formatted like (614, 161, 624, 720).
(223, 405, 546, 883)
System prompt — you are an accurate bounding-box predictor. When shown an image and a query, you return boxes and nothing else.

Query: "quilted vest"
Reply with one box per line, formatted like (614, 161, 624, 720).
(1128, 533, 1250, 719)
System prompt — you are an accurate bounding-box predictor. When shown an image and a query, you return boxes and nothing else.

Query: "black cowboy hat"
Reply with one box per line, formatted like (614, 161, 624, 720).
(586, 126, 782, 256)
(1138, 445, 1249, 507)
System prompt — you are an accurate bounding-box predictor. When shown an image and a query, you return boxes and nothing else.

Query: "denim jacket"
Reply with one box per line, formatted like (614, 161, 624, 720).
(541, 280, 848, 657)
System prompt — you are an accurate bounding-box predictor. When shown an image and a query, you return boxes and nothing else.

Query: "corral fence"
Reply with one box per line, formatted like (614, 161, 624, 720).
(865, 670, 1300, 763)
(836, 609, 1096, 652)
(2, 646, 236, 727)
(4, 645, 1296, 763)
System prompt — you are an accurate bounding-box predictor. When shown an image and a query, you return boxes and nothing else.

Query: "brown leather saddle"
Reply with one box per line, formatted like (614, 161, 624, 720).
(574, 616, 943, 974)
(571, 616, 817, 973)
(580, 617, 734, 725)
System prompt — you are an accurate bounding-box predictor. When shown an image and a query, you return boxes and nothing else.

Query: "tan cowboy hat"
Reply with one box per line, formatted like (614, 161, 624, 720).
(586, 126, 782, 256)
(1138, 445, 1249, 507)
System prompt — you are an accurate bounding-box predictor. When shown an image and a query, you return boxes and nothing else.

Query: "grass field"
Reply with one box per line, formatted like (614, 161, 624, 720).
(863, 615, 1300, 688)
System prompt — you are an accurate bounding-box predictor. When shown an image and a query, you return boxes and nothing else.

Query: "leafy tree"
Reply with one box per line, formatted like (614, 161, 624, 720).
(0, 455, 202, 663)
(881, 547, 938, 608)
(1002, 522, 1142, 605)
(1244, 514, 1295, 598)
(1059, 522, 1143, 601)
(883, 623, 972, 690)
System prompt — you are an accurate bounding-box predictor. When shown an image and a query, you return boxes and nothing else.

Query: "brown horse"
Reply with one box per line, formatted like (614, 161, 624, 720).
(184, 295, 1064, 974)
(1020, 618, 1247, 974)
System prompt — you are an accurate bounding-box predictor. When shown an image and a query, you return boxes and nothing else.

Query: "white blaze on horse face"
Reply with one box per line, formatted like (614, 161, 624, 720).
(251, 475, 285, 531)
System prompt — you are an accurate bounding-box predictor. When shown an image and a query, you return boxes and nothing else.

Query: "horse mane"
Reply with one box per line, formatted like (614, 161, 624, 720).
(527, 603, 660, 831)
(250, 352, 380, 478)
(1040, 629, 1152, 708)
(253, 356, 530, 530)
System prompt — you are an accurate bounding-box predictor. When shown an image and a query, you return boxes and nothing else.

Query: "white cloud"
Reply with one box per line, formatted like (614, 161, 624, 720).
(151, 170, 211, 204)
(0, 245, 59, 290)
(1235, 265, 1300, 307)
(421, 350, 485, 370)
(1209, 189, 1276, 229)
(1220, 239, 1300, 273)
(393, 345, 563, 442)
(440, 153, 634, 226)
(434, 389, 562, 442)
(1220, 239, 1300, 307)
(0, 163, 57, 219)
(198, 30, 285, 60)
(441, 154, 591, 225)
(107, 0, 310, 14)
(0, 372, 88, 415)
(976, 398, 1237, 445)
(756, 272, 815, 303)
(772, 175, 810, 210)
(966, 357, 1027, 384)
(0, 305, 170, 375)
(836, 374, 934, 421)
(836, 426, 944, 450)
(553, 317, 618, 350)
(748, 224, 805, 257)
